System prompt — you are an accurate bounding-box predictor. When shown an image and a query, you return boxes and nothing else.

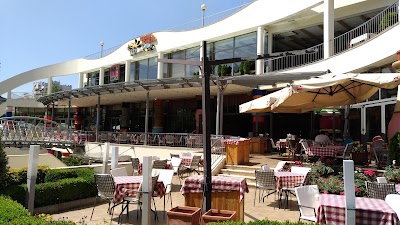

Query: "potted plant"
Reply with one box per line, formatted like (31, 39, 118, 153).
(384, 166, 400, 183)
(167, 206, 201, 225)
(351, 142, 368, 165)
(202, 209, 236, 224)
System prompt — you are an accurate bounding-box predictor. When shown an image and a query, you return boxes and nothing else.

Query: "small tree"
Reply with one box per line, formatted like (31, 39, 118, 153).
(0, 136, 9, 188)
(51, 81, 62, 93)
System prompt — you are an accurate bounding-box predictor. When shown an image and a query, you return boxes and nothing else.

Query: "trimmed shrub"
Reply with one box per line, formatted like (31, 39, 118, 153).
(6, 165, 49, 187)
(0, 136, 8, 189)
(44, 169, 78, 183)
(1, 168, 96, 207)
(0, 196, 75, 225)
(62, 156, 83, 166)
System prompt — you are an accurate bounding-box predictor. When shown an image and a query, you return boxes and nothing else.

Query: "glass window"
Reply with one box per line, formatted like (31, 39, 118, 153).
(130, 62, 136, 81)
(171, 51, 185, 78)
(138, 60, 148, 80)
(148, 57, 157, 80)
(186, 47, 200, 77)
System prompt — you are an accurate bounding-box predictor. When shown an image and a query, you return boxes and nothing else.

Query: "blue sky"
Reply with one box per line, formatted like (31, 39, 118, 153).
(0, 0, 250, 94)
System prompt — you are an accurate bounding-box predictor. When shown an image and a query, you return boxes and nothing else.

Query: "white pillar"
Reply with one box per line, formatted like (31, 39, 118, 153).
(27, 145, 40, 215)
(157, 52, 164, 79)
(324, 0, 334, 59)
(125, 61, 131, 83)
(256, 26, 265, 75)
(99, 67, 104, 86)
(7, 91, 11, 100)
(381, 105, 386, 135)
(47, 77, 53, 95)
(78, 72, 84, 88)
(267, 31, 273, 72)
(142, 156, 152, 225)
(343, 160, 355, 225)
(102, 142, 110, 174)
(361, 106, 366, 136)
(111, 146, 119, 170)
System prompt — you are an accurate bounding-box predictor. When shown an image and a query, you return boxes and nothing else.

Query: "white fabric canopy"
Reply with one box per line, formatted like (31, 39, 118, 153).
(239, 73, 400, 114)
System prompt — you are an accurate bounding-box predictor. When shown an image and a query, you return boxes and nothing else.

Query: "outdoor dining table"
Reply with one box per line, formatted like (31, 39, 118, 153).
(317, 194, 399, 225)
(137, 162, 173, 175)
(113, 176, 166, 203)
(180, 175, 249, 222)
(274, 171, 304, 190)
(307, 145, 345, 157)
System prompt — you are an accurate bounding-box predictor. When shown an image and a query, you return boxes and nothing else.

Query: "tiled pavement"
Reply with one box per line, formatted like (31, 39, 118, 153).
(53, 153, 306, 224)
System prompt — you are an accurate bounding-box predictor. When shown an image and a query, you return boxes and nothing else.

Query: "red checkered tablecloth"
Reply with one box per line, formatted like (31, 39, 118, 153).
(137, 163, 173, 175)
(317, 194, 399, 225)
(274, 172, 304, 190)
(180, 175, 249, 200)
(307, 146, 345, 157)
(113, 176, 166, 203)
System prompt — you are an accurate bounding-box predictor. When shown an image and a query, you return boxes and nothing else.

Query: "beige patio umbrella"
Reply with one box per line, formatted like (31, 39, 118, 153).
(240, 73, 400, 114)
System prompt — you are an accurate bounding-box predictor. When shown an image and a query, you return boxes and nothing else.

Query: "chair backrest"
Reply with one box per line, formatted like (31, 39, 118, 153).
(365, 181, 396, 200)
(373, 139, 385, 152)
(95, 174, 115, 198)
(343, 142, 354, 158)
(131, 158, 140, 170)
(301, 141, 309, 151)
(110, 167, 128, 177)
(377, 177, 388, 183)
(255, 170, 275, 188)
(270, 139, 277, 148)
(153, 159, 167, 169)
(158, 169, 175, 194)
(261, 165, 271, 171)
(190, 155, 201, 168)
(170, 157, 183, 173)
(288, 140, 297, 149)
(386, 194, 400, 218)
(274, 161, 291, 172)
(151, 175, 159, 194)
(170, 153, 180, 159)
(295, 185, 320, 218)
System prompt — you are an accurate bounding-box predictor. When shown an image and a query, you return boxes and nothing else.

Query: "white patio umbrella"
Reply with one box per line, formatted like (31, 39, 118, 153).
(239, 73, 400, 114)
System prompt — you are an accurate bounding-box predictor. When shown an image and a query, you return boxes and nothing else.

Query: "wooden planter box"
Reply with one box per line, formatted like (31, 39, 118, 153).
(184, 191, 244, 222)
(202, 209, 236, 224)
(167, 206, 201, 225)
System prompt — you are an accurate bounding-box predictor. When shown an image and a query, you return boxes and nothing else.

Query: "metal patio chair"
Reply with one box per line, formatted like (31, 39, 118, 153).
(254, 170, 277, 207)
(91, 174, 116, 220)
(365, 181, 396, 200)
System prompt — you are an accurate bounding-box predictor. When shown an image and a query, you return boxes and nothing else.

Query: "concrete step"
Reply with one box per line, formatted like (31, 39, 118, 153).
(220, 168, 255, 177)
(224, 165, 260, 172)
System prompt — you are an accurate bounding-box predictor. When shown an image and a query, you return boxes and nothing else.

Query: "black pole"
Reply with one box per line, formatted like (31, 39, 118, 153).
(201, 41, 212, 212)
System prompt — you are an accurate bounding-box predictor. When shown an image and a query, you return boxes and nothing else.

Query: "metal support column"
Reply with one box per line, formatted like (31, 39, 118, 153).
(201, 41, 212, 212)
(220, 90, 224, 135)
(144, 91, 149, 145)
(67, 98, 71, 140)
(96, 95, 100, 142)
(216, 82, 221, 135)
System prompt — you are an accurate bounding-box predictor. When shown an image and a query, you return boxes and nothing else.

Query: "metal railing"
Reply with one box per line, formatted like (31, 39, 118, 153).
(268, 1, 399, 72)
(11, 92, 36, 100)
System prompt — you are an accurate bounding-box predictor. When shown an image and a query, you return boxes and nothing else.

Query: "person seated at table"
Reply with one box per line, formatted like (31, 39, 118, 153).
(315, 131, 331, 146)
(342, 133, 353, 146)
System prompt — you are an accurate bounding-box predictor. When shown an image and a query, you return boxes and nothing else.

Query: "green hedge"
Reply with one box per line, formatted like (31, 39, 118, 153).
(208, 220, 316, 225)
(0, 168, 97, 207)
(44, 169, 79, 182)
(6, 165, 49, 187)
(0, 196, 74, 225)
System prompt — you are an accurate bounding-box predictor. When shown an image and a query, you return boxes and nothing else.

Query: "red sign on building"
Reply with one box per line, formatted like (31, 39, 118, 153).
(110, 65, 119, 82)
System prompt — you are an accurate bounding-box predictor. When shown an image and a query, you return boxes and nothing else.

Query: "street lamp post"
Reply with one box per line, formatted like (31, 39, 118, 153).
(100, 41, 104, 57)
(201, 4, 207, 27)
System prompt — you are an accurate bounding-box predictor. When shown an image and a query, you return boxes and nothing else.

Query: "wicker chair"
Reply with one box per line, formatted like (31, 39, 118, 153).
(365, 181, 396, 200)
(91, 174, 116, 220)
(254, 170, 276, 207)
